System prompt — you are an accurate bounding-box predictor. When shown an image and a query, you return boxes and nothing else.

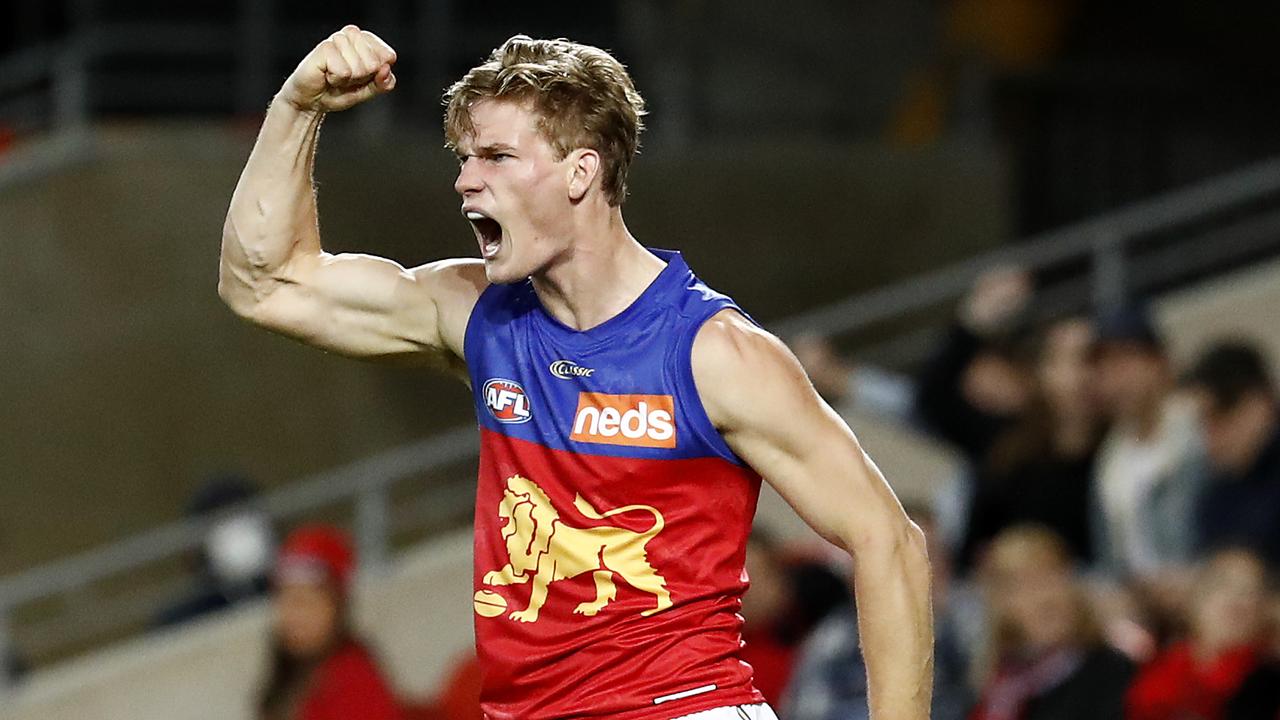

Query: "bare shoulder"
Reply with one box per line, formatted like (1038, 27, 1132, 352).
(411, 258, 489, 357)
(411, 257, 488, 296)
(691, 309, 814, 431)
(691, 309, 786, 372)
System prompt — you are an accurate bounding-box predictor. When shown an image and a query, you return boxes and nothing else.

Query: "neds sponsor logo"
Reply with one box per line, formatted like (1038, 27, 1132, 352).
(570, 393, 676, 448)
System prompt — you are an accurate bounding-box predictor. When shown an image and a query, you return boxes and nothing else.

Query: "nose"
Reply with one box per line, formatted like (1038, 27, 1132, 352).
(454, 157, 483, 197)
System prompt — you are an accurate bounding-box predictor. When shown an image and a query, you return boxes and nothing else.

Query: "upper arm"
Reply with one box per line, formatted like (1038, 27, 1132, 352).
(223, 250, 488, 372)
(692, 310, 915, 552)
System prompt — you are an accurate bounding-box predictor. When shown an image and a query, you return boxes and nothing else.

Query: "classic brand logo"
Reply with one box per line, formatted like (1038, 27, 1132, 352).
(483, 378, 532, 424)
(549, 359, 595, 380)
(570, 393, 676, 448)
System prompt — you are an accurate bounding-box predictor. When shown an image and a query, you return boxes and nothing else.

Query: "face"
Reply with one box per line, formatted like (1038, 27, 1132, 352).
(1038, 319, 1095, 417)
(1195, 391, 1275, 474)
(791, 334, 852, 404)
(454, 99, 580, 284)
(993, 562, 1079, 651)
(274, 580, 341, 659)
(1093, 343, 1167, 420)
(961, 352, 1031, 417)
(1192, 551, 1268, 652)
(204, 511, 272, 586)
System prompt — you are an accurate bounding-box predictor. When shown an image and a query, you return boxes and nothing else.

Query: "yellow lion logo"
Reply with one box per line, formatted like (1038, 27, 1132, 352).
(481, 474, 673, 623)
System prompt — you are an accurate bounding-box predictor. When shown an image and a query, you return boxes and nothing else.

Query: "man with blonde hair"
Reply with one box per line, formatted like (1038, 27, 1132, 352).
(220, 26, 932, 720)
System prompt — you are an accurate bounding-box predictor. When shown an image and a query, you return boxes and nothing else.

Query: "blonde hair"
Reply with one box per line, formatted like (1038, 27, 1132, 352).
(443, 35, 647, 206)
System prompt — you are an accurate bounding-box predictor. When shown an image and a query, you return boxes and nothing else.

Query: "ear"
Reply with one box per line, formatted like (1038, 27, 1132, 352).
(566, 148, 601, 202)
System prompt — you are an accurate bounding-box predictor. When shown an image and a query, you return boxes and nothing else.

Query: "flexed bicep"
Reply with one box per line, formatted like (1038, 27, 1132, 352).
(234, 252, 486, 369)
(218, 25, 485, 374)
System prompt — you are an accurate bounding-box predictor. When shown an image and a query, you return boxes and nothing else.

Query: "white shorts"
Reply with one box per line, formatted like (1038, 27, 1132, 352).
(671, 703, 779, 720)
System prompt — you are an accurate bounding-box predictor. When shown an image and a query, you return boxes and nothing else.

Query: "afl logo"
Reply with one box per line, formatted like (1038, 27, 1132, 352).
(483, 378, 532, 424)
(549, 360, 595, 380)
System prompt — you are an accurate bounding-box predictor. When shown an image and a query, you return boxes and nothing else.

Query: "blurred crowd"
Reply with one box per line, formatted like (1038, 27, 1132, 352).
(786, 267, 1280, 720)
(74, 267, 1280, 720)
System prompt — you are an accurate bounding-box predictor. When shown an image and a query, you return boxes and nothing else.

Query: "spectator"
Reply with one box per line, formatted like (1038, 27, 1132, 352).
(1091, 306, 1204, 579)
(739, 530, 849, 704)
(961, 317, 1102, 568)
(782, 504, 973, 720)
(916, 268, 1035, 467)
(970, 525, 1134, 720)
(739, 531, 798, 704)
(156, 473, 274, 627)
(1126, 547, 1275, 720)
(791, 333, 918, 423)
(1185, 341, 1280, 565)
(258, 525, 402, 720)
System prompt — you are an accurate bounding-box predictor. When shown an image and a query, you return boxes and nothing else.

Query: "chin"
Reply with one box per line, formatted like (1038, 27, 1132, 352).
(483, 259, 527, 285)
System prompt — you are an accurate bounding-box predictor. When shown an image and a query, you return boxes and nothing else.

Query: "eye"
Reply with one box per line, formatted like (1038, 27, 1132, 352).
(491, 153, 513, 163)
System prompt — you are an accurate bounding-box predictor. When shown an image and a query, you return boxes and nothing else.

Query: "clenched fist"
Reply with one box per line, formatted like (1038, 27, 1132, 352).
(279, 25, 397, 113)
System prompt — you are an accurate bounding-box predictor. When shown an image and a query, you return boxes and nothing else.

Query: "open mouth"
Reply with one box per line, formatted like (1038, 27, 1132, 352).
(465, 210, 504, 259)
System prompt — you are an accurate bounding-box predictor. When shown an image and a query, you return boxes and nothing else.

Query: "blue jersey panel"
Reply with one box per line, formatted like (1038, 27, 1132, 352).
(464, 249, 752, 463)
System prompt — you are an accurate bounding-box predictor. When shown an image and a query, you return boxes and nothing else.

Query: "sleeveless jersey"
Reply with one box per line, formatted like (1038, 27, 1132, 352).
(464, 249, 766, 720)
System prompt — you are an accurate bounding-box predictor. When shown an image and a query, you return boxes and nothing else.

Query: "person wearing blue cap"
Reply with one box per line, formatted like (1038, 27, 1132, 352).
(1090, 305, 1206, 581)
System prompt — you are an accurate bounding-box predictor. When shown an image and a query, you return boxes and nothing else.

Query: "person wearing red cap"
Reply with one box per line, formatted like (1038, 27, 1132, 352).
(257, 525, 404, 720)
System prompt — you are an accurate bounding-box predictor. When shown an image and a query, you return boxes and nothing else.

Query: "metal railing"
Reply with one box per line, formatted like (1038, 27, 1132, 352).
(5, 152, 1280, 694)
(777, 154, 1280, 363)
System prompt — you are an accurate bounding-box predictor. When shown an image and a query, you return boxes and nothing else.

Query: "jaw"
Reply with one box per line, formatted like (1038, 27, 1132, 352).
(483, 256, 522, 285)
(480, 234, 532, 285)
(466, 211, 520, 283)
(467, 209, 573, 285)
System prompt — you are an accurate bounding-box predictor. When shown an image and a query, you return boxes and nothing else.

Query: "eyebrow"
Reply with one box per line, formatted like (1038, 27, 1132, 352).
(461, 143, 517, 157)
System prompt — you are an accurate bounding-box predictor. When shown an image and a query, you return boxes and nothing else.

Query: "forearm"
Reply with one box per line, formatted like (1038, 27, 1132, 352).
(219, 97, 325, 310)
(850, 524, 934, 720)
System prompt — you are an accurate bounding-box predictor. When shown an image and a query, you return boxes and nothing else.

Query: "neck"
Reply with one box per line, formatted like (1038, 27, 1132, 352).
(1129, 391, 1167, 441)
(530, 207, 665, 331)
(1052, 416, 1095, 457)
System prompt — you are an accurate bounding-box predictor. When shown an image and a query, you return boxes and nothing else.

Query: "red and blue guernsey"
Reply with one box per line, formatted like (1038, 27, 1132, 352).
(464, 249, 767, 719)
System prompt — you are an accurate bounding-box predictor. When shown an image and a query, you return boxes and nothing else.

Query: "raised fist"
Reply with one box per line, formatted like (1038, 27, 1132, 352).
(960, 266, 1033, 337)
(279, 25, 397, 113)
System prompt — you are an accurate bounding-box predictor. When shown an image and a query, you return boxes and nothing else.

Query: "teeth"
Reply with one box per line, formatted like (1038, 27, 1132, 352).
(466, 211, 486, 221)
